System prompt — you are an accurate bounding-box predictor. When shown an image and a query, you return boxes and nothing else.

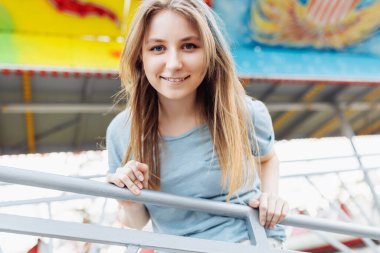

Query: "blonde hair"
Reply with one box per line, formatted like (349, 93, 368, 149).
(120, 0, 257, 200)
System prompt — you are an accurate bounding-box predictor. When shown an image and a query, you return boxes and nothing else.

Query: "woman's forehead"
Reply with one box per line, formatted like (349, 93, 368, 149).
(144, 10, 201, 39)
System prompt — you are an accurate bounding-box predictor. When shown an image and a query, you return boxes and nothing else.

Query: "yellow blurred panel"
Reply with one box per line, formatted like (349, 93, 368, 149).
(1, 0, 125, 36)
(9, 33, 122, 69)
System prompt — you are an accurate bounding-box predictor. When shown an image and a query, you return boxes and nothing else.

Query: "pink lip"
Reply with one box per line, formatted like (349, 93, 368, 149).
(160, 76, 191, 84)
(160, 75, 190, 79)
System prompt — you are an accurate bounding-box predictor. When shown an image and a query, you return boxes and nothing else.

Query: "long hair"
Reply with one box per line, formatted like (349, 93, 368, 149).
(119, 0, 257, 200)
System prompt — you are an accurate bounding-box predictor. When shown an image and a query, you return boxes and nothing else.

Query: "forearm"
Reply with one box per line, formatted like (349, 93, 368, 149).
(259, 152, 280, 195)
(119, 203, 150, 229)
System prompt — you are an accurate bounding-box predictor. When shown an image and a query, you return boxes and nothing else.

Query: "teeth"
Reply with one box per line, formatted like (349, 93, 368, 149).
(163, 77, 187, 82)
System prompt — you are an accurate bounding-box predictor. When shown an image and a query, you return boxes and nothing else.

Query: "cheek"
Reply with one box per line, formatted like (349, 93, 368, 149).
(143, 56, 162, 76)
(189, 53, 206, 73)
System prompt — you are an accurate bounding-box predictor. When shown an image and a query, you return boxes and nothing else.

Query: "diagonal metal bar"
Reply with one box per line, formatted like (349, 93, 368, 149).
(0, 213, 269, 253)
(337, 107, 380, 215)
(124, 246, 139, 253)
(313, 231, 354, 253)
(281, 166, 380, 179)
(1, 166, 380, 241)
(305, 176, 379, 253)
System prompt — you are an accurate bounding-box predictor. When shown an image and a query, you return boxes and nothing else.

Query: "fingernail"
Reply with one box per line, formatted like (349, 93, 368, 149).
(139, 176, 144, 181)
(260, 220, 265, 226)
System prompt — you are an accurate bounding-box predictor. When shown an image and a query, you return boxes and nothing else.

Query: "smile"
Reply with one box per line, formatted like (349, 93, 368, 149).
(161, 76, 190, 82)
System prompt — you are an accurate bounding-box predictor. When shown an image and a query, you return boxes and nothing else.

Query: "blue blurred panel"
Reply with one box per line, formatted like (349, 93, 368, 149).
(213, 0, 380, 81)
(232, 46, 380, 82)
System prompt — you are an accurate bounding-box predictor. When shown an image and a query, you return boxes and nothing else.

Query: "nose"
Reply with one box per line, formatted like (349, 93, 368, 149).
(166, 49, 183, 70)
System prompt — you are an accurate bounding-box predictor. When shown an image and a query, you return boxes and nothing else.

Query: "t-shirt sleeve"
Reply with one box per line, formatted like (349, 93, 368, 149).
(106, 110, 129, 173)
(247, 98, 275, 156)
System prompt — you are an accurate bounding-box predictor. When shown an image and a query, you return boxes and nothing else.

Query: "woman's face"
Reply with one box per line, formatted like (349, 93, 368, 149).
(142, 10, 206, 103)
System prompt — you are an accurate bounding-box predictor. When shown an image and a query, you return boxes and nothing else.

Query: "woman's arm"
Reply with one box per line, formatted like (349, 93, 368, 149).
(259, 149, 279, 195)
(107, 160, 151, 229)
(117, 201, 150, 229)
(249, 149, 288, 229)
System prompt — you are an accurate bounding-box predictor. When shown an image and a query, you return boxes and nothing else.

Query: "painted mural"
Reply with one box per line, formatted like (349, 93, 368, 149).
(213, 0, 380, 54)
(210, 0, 380, 80)
(1, 0, 380, 72)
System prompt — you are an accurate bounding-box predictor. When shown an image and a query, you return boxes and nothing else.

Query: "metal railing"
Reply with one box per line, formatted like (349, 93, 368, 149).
(1, 166, 380, 253)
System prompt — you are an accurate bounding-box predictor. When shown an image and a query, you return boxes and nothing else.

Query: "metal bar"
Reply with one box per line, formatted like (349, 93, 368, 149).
(3, 102, 380, 114)
(0, 64, 118, 75)
(313, 231, 354, 253)
(0, 194, 96, 207)
(337, 174, 373, 225)
(305, 176, 380, 253)
(245, 210, 270, 250)
(281, 215, 380, 240)
(1, 166, 380, 240)
(1, 103, 120, 114)
(0, 174, 105, 186)
(46, 202, 54, 253)
(239, 74, 380, 84)
(280, 152, 380, 163)
(88, 198, 109, 253)
(268, 102, 380, 112)
(337, 108, 380, 215)
(281, 165, 380, 179)
(0, 213, 280, 253)
(22, 71, 36, 153)
(125, 246, 139, 253)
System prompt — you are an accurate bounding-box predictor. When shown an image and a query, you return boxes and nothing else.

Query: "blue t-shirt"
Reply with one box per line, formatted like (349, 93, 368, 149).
(106, 97, 286, 244)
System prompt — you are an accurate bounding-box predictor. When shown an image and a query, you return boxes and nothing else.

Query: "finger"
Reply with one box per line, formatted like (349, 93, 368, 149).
(106, 174, 125, 188)
(135, 161, 148, 173)
(122, 162, 137, 182)
(265, 195, 276, 228)
(132, 162, 145, 182)
(278, 201, 289, 223)
(134, 179, 143, 189)
(248, 199, 260, 208)
(120, 173, 141, 195)
(269, 199, 284, 229)
(259, 194, 268, 226)
(136, 162, 149, 188)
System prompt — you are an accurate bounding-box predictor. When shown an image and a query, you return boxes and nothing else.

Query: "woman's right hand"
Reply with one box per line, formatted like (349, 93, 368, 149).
(106, 160, 149, 206)
(107, 161, 151, 228)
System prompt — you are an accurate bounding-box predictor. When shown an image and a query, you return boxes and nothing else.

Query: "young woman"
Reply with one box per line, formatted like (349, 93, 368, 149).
(106, 0, 288, 249)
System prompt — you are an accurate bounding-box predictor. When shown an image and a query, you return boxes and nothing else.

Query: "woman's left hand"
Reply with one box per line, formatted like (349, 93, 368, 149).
(248, 192, 288, 229)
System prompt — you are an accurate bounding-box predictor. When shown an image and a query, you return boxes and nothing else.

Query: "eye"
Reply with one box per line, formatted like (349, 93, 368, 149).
(150, 45, 165, 52)
(183, 43, 197, 50)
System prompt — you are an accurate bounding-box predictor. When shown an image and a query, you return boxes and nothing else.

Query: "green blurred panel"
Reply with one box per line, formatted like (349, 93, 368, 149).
(0, 33, 17, 64)
(0, 4, 14, 31)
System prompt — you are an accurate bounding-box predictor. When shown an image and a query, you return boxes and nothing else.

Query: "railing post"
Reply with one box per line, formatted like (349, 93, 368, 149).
(245, 211, 270, 250)
(124, 245, 139, 253)
(305, 176, 380, 253)
(337, 106, 380, 215)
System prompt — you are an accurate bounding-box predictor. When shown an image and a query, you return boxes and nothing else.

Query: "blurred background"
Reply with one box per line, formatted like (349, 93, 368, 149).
(1, 0, 380, 252)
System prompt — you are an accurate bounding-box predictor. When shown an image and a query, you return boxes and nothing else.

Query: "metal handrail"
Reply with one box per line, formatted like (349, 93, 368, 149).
(1, 166, 380, 252)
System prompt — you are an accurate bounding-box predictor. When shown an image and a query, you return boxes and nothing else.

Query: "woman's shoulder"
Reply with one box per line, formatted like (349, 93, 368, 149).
(244, 96, 270, 122)
(106, 108, 131, 138)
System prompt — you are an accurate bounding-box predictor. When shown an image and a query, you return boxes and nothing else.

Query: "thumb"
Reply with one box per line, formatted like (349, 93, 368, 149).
(249, 199, 260, 208)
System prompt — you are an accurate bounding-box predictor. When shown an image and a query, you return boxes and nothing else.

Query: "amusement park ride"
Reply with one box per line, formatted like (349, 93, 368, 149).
(1, 0, 380, 252)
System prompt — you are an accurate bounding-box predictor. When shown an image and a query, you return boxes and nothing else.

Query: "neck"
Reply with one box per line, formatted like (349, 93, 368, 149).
(158, 95, 204, 136)
(162, 99, 199, 120)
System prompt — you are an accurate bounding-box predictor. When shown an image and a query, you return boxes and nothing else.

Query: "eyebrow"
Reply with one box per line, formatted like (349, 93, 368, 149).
(145, 35, 201, 44)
